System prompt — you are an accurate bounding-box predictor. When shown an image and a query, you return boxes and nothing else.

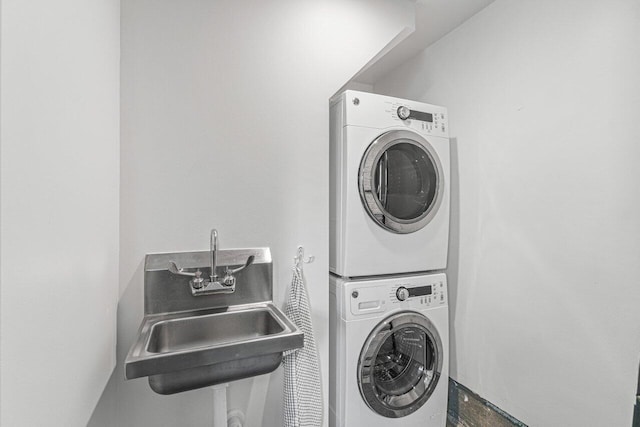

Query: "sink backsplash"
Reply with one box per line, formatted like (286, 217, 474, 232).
(144, 248, 273, 314)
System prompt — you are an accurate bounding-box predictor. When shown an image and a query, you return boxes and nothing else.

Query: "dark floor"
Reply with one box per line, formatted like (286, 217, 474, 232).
(446, 379, 527, 427)
(447, 411, 516, 427)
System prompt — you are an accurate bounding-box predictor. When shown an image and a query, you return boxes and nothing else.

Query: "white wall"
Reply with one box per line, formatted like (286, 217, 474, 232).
(375, 1, 640, 425)
(0, 1, 120, 426)
(88, 1, 414, 426)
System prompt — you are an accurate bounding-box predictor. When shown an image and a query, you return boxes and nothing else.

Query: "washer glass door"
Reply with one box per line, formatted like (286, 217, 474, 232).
(358, 312, 443, 418)
(359, 130, 444, 234)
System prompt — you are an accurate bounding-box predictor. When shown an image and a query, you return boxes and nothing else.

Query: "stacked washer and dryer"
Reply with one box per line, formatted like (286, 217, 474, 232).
(329, 90, 451, 426)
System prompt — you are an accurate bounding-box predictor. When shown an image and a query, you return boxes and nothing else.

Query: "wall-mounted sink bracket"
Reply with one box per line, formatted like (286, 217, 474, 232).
(124, 235, 303, 395)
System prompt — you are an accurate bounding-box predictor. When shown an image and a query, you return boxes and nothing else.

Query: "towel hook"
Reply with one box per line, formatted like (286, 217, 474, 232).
(294, 246, 314, 269)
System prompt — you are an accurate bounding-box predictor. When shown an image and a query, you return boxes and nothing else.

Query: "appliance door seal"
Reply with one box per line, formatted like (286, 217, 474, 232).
(358, 130, 444, 234)
(358, 311, 443, 418)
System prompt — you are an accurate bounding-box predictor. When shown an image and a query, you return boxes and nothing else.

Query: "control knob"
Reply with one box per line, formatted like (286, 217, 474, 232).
(397, 106, 410, 120)
(396, 286, 409, 301)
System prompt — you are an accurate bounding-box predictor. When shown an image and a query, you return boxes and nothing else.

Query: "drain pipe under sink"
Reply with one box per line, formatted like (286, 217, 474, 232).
(211, 384, 246, 427)
(227, 409, 245, 427)
(212, 384, 229, 427)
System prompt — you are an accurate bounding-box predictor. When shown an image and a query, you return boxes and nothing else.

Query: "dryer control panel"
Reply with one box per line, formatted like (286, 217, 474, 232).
(340, 90, 449, 138)
(344, 273, 448, 318)
(389, 102, 448, 136)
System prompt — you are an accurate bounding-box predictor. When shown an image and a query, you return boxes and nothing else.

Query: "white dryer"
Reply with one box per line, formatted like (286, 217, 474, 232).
(329, 272, 449, 427)
(330, 90, 450, 277)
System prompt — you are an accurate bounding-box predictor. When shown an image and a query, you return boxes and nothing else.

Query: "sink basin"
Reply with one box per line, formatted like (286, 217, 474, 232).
(147, 308, 286, 354)
(125, 302, 303, 395)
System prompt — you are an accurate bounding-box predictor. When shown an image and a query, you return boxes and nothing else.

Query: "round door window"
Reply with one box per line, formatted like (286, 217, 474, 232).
(358, 312, 443, 418)
(359, 130, 444, 234)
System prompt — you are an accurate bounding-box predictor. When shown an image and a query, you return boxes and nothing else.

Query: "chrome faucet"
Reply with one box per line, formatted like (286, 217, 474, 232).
(210, 229, 218, 282)
(168, 228, 254, 296)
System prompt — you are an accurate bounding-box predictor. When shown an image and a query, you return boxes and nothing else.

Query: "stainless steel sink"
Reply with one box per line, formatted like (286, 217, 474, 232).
(147, 307, 286, 354)
(124, 248, 304, 395)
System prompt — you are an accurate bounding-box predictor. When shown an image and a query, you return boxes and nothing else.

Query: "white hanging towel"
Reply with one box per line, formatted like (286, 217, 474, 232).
(283, 263, 323, 427)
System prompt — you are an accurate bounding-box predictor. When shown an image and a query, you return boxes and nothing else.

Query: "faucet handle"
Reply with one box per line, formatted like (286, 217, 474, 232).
(168, 262, 206, 289)
(223, 255, 255, 287)
(168, 261, 199, 277)
(226, 255, 255, 275)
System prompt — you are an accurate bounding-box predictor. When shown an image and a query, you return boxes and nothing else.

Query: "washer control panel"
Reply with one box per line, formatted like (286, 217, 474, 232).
(389, 281, 447, 307)
(347, 273, 447, 317)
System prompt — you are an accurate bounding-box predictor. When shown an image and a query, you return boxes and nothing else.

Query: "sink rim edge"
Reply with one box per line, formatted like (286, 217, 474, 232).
(124, 301, 304, 380)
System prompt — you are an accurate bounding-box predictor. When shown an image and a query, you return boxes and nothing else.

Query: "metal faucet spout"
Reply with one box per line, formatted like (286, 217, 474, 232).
(210, 229, 218, 281)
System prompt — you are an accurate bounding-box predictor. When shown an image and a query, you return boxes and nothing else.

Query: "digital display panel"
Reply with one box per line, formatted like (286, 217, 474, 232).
(408, 285, 432, 297)
(410, 110, 433, 123)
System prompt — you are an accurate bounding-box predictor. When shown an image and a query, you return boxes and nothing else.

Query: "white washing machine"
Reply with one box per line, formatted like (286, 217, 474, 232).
(329, 272, 449, 427)
(330, 90, 450, 277)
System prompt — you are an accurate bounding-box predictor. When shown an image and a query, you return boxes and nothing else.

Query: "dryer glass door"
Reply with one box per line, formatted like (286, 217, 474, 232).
(358, 312, 443, 418)
(359, 130, 444, 234)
